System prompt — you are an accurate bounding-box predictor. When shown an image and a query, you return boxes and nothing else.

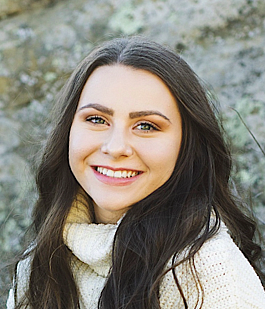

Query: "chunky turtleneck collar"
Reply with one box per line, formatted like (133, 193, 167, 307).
(63, 197, 119, 278)
(60, 198, 265, 309)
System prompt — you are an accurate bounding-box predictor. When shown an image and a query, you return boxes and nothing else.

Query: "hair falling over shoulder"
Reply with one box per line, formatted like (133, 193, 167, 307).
(13, 37, 264, 309)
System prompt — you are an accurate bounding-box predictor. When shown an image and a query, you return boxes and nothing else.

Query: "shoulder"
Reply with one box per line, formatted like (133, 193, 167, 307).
(15, 255, 31, 289)
(160, 223, 265, 309)
(194, 223, 265, 307)
(6, 288, 15, 309)
(6, 256, 31, 309)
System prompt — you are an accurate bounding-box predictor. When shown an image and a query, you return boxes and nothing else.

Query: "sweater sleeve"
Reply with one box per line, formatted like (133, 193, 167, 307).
(159, 225, 265, 309)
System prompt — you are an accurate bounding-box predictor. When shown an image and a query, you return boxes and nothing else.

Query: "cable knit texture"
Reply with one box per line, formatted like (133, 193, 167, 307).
(7, 200, 265, 308)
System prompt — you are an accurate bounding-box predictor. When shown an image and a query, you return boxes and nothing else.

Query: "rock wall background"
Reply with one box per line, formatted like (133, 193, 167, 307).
(0, 0, 265, 305)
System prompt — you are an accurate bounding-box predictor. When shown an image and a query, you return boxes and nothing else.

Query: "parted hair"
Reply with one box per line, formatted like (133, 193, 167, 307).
(14, 36, 264, 309)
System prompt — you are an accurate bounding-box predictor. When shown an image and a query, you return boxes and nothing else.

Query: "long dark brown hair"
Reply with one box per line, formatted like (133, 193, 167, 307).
(14, 37, 264, 308)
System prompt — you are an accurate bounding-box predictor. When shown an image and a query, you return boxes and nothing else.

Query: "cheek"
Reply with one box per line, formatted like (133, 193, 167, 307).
(139, 139, 180, 176)
(68, 127, 101, 167)
(68, 132, 79, 174)
(157, 146, 179, 176)
(68, 127, 88, 169)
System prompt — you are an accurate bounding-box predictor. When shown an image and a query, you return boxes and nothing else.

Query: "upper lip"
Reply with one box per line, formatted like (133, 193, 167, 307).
(91, 165, 143, 172)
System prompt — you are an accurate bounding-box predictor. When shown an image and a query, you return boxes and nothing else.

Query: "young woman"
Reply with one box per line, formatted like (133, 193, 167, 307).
(7, 37, 265, 309)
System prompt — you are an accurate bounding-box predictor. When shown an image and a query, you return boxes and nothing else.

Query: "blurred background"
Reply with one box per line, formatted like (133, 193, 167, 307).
(0, 0, 265, 305)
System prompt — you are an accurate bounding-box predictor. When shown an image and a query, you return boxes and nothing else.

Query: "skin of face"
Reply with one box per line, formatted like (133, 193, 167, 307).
(69, 65, 182, 223)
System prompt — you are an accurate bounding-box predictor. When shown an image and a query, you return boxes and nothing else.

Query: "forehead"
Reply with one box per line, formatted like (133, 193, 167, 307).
(78, 64, 179, 115)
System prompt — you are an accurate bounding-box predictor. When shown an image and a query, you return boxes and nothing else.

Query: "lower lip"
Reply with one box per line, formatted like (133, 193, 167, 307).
(92, 168, 142, 186)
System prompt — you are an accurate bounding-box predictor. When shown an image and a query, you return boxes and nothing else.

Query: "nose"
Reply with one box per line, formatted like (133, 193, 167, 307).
(101, 126, 133, 159)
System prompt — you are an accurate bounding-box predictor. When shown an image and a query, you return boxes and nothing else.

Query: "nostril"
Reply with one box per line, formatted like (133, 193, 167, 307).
(101, 144, 108, 154)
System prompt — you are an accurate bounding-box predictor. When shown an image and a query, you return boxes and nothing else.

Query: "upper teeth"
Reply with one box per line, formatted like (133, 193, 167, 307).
(96, 167, 139, 178)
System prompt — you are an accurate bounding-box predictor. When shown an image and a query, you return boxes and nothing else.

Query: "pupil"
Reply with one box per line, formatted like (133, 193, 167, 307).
(96, 118, 103, 124)
(142, 124, 150, 130)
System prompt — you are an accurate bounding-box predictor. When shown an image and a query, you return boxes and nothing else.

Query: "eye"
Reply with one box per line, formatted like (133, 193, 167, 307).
(134, 122, 159, 132)
(86, 115, 108, 125)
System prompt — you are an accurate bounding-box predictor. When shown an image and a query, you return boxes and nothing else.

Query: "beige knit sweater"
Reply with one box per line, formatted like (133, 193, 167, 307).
(7, 202, 265, 308)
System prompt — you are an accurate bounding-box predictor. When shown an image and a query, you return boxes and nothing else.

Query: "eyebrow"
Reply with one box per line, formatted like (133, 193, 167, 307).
(78, 103, 114, 116)
(129, 110, 171, 122)
(78, 103, 171, 122)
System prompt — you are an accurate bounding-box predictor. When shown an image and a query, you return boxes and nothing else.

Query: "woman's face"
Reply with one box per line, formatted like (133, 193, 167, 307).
(69, 65, 182, 223)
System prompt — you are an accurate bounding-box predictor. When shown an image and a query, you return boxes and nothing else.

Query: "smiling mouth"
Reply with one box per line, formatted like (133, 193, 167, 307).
(94, 166, 142, 178)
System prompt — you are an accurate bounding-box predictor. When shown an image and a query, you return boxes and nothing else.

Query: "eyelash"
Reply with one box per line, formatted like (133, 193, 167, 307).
(86, 115, 108, 125)
(134, 122, 159, 132)
(85, 116, 159, 132)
